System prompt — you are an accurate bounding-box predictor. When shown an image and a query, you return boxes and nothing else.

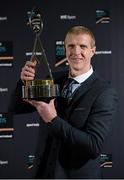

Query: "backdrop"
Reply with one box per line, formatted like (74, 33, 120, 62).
(0, 0, 123, 178)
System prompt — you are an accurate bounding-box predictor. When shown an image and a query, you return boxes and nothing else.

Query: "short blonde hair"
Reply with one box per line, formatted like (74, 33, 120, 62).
(64, 26, 96, 48)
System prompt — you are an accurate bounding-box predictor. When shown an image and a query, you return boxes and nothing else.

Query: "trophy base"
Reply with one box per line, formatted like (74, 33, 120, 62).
(22, 79, 60, 101)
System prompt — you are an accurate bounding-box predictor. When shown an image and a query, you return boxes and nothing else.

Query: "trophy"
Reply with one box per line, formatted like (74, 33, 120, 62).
(22, 8, 60, 101)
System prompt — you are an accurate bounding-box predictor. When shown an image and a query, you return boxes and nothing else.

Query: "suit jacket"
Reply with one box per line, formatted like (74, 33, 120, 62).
(11, 71, 118, 179)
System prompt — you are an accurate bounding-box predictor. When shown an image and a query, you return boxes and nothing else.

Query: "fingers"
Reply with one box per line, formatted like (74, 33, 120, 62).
(23, 99, 57, 123)
(21, 61, 37, 82)
(24, 98, 55, 108)
(50, 98, 55, 106)
(24, 99, 45, 108)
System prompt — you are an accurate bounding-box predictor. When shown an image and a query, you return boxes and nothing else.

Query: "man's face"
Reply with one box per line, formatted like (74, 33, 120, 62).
(65, 33, 96, 76)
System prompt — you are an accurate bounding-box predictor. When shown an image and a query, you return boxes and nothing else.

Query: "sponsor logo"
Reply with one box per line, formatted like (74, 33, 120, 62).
(100, 153, 112, 168)
(96, 10, 110, 24)
(60, 15, 76, 20)
(0, 63, 12, 67)
(0, 160, 8, 165)
(26, 123, 39, 127)
(0, 135, 13, 138)
(0, 16, 7, 21)
(0, 113, 14, 139)
(0, 41, 14, 67)
(25, 52, 42, 56)
(55, 40, 68, 67)
(95, 50, 112, 55)
(0, 88, 8, 93)
(27, 155, 35, 169)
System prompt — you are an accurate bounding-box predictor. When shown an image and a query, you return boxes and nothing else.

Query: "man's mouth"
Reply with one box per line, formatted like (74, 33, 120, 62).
(71, 58, 82, 62)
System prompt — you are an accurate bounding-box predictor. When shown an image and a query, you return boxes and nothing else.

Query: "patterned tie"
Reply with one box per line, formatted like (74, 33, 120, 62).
(62, 78, 79, 99)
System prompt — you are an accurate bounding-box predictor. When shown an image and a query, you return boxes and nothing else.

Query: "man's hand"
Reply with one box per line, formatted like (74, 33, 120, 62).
(21, 61, 37, 82)
(24, 99, 57, 123)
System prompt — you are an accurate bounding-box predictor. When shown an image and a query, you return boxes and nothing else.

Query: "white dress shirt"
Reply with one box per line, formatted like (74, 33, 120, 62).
(70, 66, 93, 94)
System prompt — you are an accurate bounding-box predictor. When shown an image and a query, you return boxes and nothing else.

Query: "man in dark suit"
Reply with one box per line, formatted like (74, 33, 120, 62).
(13, 26, 118, 178)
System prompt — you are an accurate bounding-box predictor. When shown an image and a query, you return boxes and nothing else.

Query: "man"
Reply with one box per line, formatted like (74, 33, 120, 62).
(13, 26, 118, 178)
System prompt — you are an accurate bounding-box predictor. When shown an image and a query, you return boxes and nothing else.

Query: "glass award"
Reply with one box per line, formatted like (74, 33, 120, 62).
(22, 8, 60, 101)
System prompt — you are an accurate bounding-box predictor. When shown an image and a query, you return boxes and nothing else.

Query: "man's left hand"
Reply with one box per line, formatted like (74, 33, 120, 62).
(24, 99, 57, 123)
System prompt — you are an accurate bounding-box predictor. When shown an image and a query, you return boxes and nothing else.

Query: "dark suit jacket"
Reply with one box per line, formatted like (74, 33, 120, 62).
(11, 71, 118, 179)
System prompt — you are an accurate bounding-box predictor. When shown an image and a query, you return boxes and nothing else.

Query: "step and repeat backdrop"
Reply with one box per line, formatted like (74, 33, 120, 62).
(0, 0, 123, 178)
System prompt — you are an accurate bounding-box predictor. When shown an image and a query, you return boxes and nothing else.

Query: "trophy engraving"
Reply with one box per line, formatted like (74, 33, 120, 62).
(22, 8, 60, 101)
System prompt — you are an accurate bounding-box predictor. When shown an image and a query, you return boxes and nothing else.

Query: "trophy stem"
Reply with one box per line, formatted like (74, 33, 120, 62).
(30, 33, 53, 80)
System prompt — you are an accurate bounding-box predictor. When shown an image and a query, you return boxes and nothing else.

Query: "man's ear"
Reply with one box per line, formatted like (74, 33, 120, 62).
(91, 46, 96, 57)
(91, 46, 96, 58)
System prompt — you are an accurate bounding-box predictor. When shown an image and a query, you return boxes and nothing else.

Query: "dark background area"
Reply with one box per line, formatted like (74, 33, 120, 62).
(0, 0, 123, 178)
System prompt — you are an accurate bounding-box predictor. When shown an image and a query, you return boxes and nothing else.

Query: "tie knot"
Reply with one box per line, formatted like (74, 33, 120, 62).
(62, 78, 79, 99)
(68, 78, 74, 83)
(66, 78, 78, 86)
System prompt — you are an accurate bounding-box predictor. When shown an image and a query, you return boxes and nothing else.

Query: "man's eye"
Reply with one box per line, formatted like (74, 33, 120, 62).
(68, 45, 74, 48)
(80, 45, 87, 49)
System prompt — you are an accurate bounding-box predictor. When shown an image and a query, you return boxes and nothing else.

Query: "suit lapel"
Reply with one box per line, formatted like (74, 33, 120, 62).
(67, 72, 99, 109)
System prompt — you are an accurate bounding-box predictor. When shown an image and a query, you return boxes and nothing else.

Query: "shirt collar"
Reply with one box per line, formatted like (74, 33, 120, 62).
(71, 66, 93, 84)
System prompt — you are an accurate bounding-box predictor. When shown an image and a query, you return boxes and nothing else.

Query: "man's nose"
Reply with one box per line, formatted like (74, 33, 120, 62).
(73, 46, 81, 54)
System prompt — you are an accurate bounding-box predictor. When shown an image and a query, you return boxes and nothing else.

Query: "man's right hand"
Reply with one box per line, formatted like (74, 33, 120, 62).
(21, 61, 37, 82)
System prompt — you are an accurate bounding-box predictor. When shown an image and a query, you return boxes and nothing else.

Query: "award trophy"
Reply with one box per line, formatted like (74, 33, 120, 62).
(22, 8, 60, 101)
